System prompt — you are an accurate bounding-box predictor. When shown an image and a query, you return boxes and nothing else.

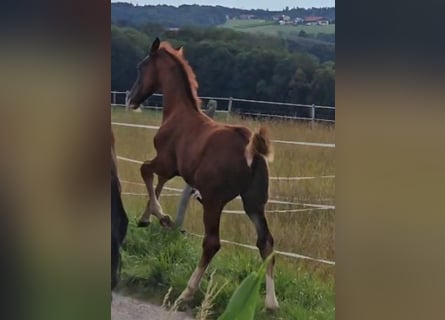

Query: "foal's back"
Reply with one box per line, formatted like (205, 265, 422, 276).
(176, 113, 254, 196)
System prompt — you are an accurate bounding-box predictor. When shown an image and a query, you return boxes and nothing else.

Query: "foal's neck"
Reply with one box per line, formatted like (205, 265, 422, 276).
(160, 66, 199, 120)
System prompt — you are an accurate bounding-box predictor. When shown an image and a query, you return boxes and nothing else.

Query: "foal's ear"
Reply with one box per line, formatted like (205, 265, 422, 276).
(176, 46, 184, 56)
(150, 37, 160, 54)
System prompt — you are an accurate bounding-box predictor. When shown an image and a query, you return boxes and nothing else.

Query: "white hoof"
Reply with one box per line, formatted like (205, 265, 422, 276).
(179, 287, 194, 302)
(265, 295, 280, 310)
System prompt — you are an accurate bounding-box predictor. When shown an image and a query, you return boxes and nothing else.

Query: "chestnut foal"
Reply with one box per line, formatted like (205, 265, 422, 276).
(126, 38, 279, 309)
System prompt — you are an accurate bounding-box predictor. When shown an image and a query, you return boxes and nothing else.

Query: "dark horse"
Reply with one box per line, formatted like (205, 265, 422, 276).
(111, 129, 128, 290)
(126, 38, 279, 309)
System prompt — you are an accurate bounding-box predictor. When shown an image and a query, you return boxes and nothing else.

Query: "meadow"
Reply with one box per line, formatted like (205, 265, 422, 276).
(220, 19, 335, 37)
(112, 106, 335, 319)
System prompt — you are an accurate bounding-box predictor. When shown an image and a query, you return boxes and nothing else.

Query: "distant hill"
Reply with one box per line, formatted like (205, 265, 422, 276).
(111, 3, 335, 29)
(111, 4, 335, 109)
(112, 24, 335, 107)
(221, 19, 334, 43)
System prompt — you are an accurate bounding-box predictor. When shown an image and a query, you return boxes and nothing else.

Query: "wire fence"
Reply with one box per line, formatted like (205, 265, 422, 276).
(112, 110, 336, 265)
(111, 91, 335, 123)
(115, 152, 336, 265)
(112, 122, 336, 148)
(118, 177, 335, 266)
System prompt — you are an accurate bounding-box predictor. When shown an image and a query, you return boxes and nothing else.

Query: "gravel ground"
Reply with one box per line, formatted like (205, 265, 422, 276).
(111, 293, 194, 320)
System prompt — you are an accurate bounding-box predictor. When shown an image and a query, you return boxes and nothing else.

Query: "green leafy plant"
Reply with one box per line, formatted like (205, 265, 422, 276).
(218, 254, 274, 320)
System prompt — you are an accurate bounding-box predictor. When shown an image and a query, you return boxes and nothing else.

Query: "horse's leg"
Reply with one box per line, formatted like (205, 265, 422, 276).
(153, 175, 173, 227)
(241, 195, 279, 310)
(155, 175, 168, 198)
(138, 159, 173, 228)
(241, 154, 279, 310)
(179, 200, 223, 301)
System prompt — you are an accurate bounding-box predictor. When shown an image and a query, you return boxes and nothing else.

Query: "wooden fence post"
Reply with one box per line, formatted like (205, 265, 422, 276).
(125, 91, 130, 111)
(311, 104, 315, 129)
(227, 97, 233, 121)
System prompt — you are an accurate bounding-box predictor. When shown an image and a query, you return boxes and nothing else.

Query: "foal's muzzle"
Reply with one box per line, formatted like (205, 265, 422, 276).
(125, 91, 141, 110)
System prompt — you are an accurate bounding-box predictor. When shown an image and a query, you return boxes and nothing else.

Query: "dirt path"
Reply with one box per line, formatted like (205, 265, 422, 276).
(112, 293, 194, 320)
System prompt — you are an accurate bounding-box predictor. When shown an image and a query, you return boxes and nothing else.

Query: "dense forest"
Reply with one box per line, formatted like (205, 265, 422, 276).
(111, 2, 335, 119)
(112, 24, 335, 108)
(112, 3, 335, 28)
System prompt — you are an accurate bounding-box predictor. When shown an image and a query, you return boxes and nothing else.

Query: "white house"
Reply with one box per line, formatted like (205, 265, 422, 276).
(304, 16, 329, 26)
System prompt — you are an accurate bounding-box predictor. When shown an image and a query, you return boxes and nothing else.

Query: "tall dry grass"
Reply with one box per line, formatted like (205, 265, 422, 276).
(112, 106, 335, 318)
(112, 106, 334, 270)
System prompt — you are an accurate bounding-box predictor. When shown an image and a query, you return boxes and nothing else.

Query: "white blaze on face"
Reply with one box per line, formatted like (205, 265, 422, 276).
(125, 90, 140, 110)
(125, 91, 131, 109)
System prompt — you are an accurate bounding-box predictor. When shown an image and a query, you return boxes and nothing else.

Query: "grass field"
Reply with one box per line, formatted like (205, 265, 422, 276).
(112, 106, 335, 319)
(220, 19, 335, 37)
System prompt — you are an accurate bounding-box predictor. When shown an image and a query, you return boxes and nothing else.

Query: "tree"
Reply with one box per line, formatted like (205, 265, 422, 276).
(111, 26, 149, 91)
(288, 67, 311, 105)
(309, 66, 335, 106)
(298, 30, 308, 38)
(111, 24, 335, 108)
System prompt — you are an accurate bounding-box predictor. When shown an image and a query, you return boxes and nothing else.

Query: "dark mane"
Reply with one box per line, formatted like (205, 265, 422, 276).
(159, 42, 201, 110)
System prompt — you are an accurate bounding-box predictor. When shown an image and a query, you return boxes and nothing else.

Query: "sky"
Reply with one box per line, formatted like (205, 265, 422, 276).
(111, 1, 335, 11)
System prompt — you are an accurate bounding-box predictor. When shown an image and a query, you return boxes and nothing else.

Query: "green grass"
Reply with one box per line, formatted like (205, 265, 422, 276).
(221, 19, 276, 29)
(119, 222, 334, 320)
(220, 19, 335, 37)
(112, 106, 335, 319)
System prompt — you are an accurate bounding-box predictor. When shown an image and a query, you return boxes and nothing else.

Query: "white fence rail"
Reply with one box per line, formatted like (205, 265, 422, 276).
(112, 111, 336, 265)
(111, 122, 336, 148)
(116, 155, 335, 209)
(111, 91, 335, 123)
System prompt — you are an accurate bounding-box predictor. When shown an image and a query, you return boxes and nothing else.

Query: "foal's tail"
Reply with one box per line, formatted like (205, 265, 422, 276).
(249, 126, 274, 162)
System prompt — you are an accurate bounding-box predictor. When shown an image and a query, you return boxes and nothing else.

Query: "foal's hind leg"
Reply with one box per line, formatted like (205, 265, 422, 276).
(241, 194, 279, 310)
(179, 200, 223, 301)
(138, 160, 173, 228)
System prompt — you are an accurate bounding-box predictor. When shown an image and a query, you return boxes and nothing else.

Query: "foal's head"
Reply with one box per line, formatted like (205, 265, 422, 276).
(126, 38, 184, 109)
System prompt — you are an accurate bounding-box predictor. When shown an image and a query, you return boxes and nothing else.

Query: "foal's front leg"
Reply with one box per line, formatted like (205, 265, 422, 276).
(138, 160, 173, 228)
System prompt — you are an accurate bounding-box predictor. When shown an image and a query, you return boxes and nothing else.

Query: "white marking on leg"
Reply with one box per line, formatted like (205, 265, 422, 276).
(139, 214, 150, 223)
(140, 197, 164, 224)
(245, 149, 253, 167)
(191, 188, 202, 201)
(188, 267, 203, 291)
(265, 272, 279, 309)
(149, 198, 164, 219)
(139, 201, 152, 223)
(180, 266, 204, 301)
